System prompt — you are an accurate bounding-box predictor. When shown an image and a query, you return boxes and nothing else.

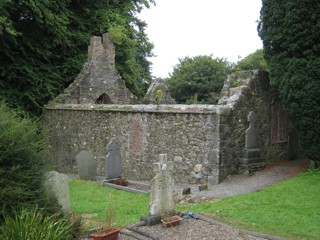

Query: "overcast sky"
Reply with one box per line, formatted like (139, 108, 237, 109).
(139, 0, 263, 78)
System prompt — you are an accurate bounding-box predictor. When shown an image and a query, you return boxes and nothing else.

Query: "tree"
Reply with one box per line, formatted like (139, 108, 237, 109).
(258, 0, 320, 167)
(167, 55, 232, 104)
(0, 102, 53, 221)
(237, 49, 268, 70)
(0, 0, 154, 116)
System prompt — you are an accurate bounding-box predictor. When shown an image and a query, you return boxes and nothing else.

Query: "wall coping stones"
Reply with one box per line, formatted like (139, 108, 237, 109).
(45, 103, 232, 115)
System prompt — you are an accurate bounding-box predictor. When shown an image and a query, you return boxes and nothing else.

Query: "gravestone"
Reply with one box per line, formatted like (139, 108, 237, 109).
(149, 154, 174, 216)
(245, 111, 258, 149)
(239, 111, 264, 174)
(44, 171, 70, 212)
(76, 150, 97, 181)
(105, 138, 122, 179)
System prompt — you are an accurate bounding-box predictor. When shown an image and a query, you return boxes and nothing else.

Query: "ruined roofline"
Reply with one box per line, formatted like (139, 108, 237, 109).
(88, 33, 116, 65)
(45, 103, 232, 115)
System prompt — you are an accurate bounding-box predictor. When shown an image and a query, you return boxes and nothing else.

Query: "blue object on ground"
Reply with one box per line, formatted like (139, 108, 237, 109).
(183, 211, 199, 219)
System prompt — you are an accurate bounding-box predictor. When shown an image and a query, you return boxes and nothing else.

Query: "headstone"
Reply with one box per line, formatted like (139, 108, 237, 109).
(76, 150, 96, 181)
(149, 154, 174, 216)
(44, 171, 70, 212)
(245, 111, 258, 149)
(105, 138, 122, 179)
(239, 111, 264, 175)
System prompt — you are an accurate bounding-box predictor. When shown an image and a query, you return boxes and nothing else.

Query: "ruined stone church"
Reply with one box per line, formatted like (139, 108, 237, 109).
(44, 34, 300, 184)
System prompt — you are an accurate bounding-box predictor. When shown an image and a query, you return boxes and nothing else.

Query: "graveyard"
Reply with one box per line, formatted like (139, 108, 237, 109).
(1, 1, 319, 239)
(44, 34, 300, 186)
(41, 34, 317, 239)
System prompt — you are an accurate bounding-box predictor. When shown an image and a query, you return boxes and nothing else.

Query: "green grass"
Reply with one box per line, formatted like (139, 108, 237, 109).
(177, 172, 320, 239)
(69, 179, 149, 228)
(69, 172, 320, 239)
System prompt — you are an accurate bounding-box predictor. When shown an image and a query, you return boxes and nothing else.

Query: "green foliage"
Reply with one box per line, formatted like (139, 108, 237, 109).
(258, 0, 320, 166)
(0, 102, 53, 220)
(0, 0, 154, 116)
(236, 49, 268, 70)
(177, 172, 320, 239)
(167, 55, 232, 104)
(0, 208, 78, 240)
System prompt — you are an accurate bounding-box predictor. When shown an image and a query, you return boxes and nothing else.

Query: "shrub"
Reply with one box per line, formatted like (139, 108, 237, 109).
(236, 49, 268, 70)
(0, 102, 52, 221)
(0, 208, 78, 240)
(167, 55, 232, 104)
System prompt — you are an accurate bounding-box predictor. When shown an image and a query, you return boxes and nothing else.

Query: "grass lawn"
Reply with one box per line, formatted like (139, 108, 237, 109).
(69, 179, 149, 228)
(69, 171, 320, 239)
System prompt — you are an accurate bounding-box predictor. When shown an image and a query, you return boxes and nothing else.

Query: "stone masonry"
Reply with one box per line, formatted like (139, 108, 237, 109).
(43, 34, 299, 184)
(54, 33, 136, 104)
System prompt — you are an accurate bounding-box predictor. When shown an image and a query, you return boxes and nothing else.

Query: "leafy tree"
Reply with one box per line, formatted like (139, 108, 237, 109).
(258, 0, 320, 167)
(237, 49, 268, 70)
(167, 55, 232, 104)
(0, 0, 154, 116)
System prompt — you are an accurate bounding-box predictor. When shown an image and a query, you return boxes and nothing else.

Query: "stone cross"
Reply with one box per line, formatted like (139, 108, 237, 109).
(105, 138, 122, 179)
(245, 111, 258, 149)
(149, 154, 174, 216)
(76, 150, 96, 181)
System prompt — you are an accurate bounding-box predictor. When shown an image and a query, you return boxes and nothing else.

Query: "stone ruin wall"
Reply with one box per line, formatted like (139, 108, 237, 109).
(43, 34, 299, 184)
(44, 106, 228, 184)
(44, 71, 299, 184)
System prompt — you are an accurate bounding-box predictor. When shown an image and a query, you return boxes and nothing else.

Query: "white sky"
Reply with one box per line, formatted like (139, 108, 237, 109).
(139, 0, 263, 78)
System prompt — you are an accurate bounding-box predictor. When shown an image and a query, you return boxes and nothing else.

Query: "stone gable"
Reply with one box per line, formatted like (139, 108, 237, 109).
(54, 33, 136, 104)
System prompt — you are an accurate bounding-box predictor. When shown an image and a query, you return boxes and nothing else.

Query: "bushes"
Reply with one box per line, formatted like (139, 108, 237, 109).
(0, 102, 52, 220)
(0, 208, 79, 240)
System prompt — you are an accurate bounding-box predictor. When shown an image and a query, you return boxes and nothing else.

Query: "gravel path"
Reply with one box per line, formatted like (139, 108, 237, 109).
(118, 216, 287, 240)
(175, 159, 309, 198)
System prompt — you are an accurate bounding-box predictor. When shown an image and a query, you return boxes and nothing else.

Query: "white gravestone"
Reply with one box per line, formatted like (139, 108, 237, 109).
(149, 154, 174, 216)
(44, 171, 70, 213)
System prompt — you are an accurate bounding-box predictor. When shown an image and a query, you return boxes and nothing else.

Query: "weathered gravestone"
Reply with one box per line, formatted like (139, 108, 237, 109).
(149, 154, 174, 216)
(239, 111, 264, 174)
(76, 150, 97, 181)
(245, 111, 258, 149)
(44, 171, 70, 212)
(105, 138, 122, 179)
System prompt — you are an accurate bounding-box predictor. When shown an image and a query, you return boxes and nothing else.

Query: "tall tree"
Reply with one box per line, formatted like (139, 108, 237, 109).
(0, 0, 154, 116)
(236, 49, 268, 70)
(167, 55, 232, 104)
(258, 0, 320, 167)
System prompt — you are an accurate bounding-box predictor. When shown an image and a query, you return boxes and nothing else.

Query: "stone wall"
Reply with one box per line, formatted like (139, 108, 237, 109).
(44, 70, 299, 184)
(44, 105, 230, 183)
(218, 70, 298, 173)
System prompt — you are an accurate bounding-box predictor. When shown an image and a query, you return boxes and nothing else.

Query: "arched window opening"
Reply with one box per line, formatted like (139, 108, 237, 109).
(96, 93, 113, 104)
